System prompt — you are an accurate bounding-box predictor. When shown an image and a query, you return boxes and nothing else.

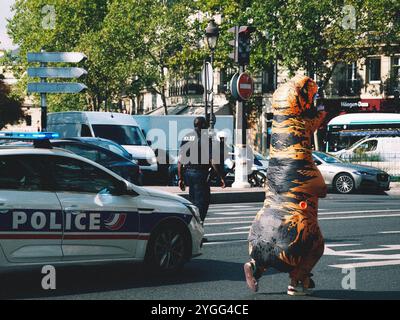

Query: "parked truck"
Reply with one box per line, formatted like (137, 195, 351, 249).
(133, 115, 234, 185)
(133, 115, 234, 157)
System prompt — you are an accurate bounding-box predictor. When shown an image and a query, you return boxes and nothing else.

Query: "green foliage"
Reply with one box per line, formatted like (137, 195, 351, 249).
(7, 0, 114, 112)
(7, 0, 197, 114)
(199, 0, 400, 86)
(0, 75, 24, 130)
(6, 0, 400, 114)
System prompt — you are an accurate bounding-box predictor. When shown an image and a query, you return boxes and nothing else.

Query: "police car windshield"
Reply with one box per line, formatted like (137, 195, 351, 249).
(92, 125, 147, 146)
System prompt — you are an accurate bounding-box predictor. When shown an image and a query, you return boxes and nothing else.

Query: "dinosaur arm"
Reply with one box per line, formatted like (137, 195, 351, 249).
(306, 111, 327, 133)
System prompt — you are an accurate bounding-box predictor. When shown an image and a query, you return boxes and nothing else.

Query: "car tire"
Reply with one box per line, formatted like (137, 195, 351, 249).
(145, 222, 191, 273)
(334, 173, 355, 194)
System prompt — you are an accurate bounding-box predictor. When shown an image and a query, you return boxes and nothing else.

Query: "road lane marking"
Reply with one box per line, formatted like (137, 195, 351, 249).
(210, 203, 263, 207)
(320, 213, 400, 220)
(325, 243, 361, 247)
(208, 210, 400, 220)
(329, 260, 400, 269)
(210, 214, 400, 231)
(208, 209, 398, 217)
(326, 244, 400, 269)
(205, 220, 253, 226)
(206, 213, 400, 227)
(326, 245, 400, 254)
(320, 209, 400, 215)
(205, 231, 250, 237)
(209, 205, 258, 209)
(204, 240, 248, 246)
(208, 210, 259, 215)
(207, 216, 255, 221)
(380, 231, 400, 234)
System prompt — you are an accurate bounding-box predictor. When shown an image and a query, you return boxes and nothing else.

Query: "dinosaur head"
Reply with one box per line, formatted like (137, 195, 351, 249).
(273, 75, 319, 117)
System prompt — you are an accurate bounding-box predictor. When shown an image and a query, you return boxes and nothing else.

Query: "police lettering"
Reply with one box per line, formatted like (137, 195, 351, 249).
(12, 211, 101, 231)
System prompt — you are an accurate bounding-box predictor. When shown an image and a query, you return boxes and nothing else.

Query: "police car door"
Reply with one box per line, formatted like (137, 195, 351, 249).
(0, 155, 63, 263)
(49, 155, 139, 260)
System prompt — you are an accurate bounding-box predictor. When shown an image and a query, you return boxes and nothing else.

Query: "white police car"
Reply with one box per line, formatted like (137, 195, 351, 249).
(0, 132, 203, 273)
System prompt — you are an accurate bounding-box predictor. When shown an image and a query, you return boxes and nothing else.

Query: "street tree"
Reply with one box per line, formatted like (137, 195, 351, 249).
(7, 0, 115, 111)
(0, 74, 24, 130)
(196, 0, 400, 89)
(102, 0, 199, 115)
(247, 0, 400, 89)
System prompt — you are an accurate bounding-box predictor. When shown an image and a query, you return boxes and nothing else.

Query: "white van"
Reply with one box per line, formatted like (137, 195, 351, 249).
(334, 136, 400, 161)
(47, 112, 158, 174)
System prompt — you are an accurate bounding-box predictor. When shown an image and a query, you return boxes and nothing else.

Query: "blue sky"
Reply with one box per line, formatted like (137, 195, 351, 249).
(0, 0, 16, 49)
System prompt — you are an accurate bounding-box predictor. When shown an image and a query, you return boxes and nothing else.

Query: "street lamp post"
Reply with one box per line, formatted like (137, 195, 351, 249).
(205, 19, 219, 130)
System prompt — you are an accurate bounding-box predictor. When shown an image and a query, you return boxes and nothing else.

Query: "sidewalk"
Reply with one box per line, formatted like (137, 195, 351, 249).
(152, 182, 400, 204)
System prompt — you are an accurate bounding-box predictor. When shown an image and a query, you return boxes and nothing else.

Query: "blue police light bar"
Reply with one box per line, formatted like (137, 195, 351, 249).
(0, 132, 60, 140)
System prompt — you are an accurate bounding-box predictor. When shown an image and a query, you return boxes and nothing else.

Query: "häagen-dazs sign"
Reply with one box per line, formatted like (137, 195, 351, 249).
(341, 101, 369, 108)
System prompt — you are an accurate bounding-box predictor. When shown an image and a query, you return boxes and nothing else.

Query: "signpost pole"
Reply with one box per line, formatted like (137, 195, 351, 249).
(233, 65, 251, 189)
(40, 49, 47, 131)
(210, 52, 215, 130)
(203, 60, 209, 127)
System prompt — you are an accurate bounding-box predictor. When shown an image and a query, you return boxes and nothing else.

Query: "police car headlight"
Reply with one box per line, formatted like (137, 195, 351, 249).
(186, 204, 201, 223)
(151, 157, 158, 164)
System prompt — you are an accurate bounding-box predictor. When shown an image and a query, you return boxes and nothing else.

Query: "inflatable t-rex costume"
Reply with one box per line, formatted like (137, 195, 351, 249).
(245, 75, 327, 296)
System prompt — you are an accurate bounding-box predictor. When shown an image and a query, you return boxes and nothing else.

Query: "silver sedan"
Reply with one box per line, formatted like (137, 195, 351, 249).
(313, 151, 391, 194)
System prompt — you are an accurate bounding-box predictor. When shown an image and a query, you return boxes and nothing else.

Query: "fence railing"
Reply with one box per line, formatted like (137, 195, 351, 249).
(339, 153, 400, 177)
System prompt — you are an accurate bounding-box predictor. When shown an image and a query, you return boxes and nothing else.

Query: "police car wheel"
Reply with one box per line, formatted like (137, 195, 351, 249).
(145, 223, 190, 273)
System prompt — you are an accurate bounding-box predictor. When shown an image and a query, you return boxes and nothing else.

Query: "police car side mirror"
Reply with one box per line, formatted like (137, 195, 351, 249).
(147, 140, 152, 146)
(115, 180, 138, 196)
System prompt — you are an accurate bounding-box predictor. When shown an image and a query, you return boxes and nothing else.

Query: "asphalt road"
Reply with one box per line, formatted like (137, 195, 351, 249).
(1, 193, 400, 300)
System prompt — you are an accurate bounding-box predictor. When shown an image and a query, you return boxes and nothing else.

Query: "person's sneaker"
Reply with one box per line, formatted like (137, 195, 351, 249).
(287, 285, 313, 296)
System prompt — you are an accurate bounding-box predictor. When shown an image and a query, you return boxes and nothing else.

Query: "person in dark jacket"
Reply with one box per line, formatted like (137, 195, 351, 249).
(178, 117, 226, 223)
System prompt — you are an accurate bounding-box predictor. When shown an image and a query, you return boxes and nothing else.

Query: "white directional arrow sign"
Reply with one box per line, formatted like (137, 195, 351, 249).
(27, 52, 87, 63)
(27, 82, 87, 94)
(28, 67, 87, 79)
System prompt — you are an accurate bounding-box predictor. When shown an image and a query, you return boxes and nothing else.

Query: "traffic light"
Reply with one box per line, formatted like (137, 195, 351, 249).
(238, 26, 254, 66)
(228, 26, 254, 66)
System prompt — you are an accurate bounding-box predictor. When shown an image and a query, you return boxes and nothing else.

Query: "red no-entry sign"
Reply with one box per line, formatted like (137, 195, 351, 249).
(237, 73, 254, 101)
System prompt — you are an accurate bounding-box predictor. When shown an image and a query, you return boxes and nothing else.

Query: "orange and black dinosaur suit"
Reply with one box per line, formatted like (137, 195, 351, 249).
(246, 75, 327, 294)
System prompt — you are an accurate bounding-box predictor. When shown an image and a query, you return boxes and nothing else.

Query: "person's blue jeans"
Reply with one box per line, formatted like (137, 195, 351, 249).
(185, 168, 211, 222)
